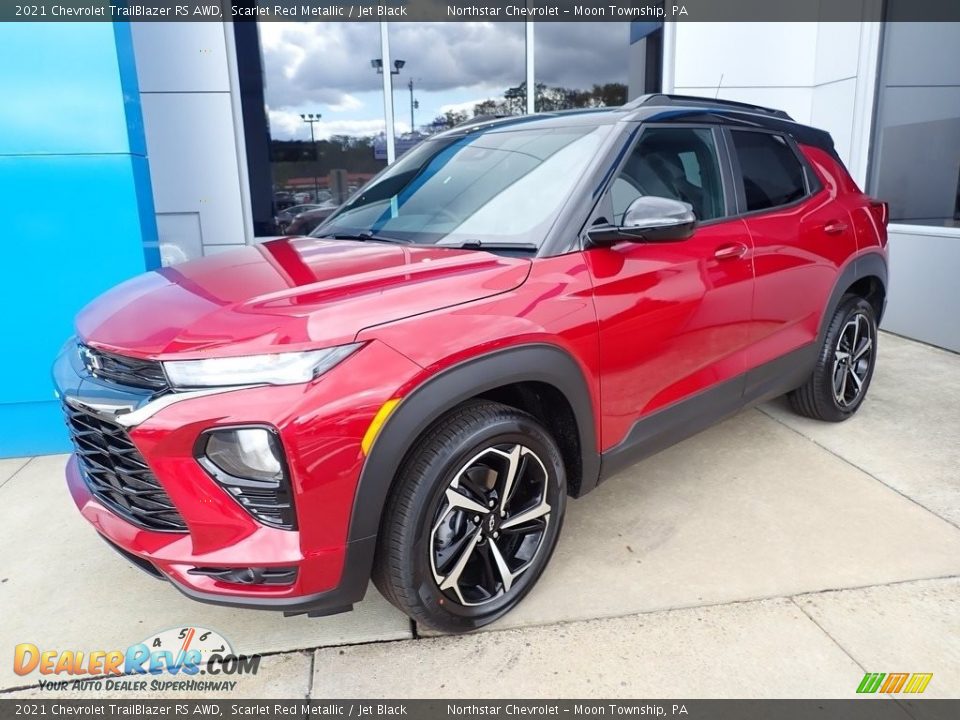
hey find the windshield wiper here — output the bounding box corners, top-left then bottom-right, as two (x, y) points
(446, 240), (539, 254)
(320, 231), (411, 245)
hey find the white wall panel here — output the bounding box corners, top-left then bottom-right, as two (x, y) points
(811, 78), (857, 166)
(131, 23), (230, 93)
(132, 23), (250, 263)
(673, 22), (818, 89)
(140, 92), (246, 248)
(813, 22), (861, 85)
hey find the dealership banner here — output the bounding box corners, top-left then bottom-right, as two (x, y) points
(5, 0), (960, 22)
(0, 700), (959, 719)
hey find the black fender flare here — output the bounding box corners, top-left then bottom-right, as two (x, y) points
(346, 343), (601, 547)
(817, 251), (888, 347)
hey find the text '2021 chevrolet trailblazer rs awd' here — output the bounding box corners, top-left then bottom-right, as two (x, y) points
(54, 95), (888, 632)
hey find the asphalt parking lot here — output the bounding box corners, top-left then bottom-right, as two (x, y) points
(2, 332), (958, 699)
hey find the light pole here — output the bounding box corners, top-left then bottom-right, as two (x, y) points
(299, 113), (322, 202)
(407, 79), (419, 133)
(371, 58), (406, 76)
(372, 57), (405, 146)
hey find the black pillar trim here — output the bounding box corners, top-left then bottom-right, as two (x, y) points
(644, 27), (664, 94)
(232, 14), (276, 237)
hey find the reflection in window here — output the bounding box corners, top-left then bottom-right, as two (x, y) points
(613, 128), (725, 223)
(258, 22), (387, 233)
(388, 23), (526, 134)
(319, 126), (612, 247)
(534, 22), (655, 111)
(868, 16), (960, 228)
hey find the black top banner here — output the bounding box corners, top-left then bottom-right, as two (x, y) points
(0, 700), (958, 720)
(4, 0), (960, 22)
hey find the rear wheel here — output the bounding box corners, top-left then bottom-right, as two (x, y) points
(372, 400), (566, 633)
(789, 295), (878, 421)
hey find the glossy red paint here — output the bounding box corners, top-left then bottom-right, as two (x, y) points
(66, 339), (424, 599)
(76, 238), (530, 359)
(59, 123), (887, 611)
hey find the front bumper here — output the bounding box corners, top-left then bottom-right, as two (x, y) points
(53, 339), (421, 615)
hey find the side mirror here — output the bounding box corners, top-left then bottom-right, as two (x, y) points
(587, 196), (697, 247)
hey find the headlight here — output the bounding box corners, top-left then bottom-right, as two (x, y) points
(163, 344), (360, 389)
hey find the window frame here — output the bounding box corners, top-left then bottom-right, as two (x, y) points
(722, 127), (823, 218)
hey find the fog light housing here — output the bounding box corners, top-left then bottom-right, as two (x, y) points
(187, 566), (298, 586)
(197, 427), (297, 530)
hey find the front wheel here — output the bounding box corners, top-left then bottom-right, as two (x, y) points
(372, 400), (566, 633)
(789, 295), (878, 422)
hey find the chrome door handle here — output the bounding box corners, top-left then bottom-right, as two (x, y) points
(714, 242), (748, 260)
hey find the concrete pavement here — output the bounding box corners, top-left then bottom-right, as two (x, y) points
(2, 332), (958, 698)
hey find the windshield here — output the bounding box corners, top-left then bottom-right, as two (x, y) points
(313, 125), (611, 248)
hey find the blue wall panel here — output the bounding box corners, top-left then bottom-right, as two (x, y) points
(0, 23), (157, 457)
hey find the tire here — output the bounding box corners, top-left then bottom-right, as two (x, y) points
(372, 399), (567, 633)
(788, 294), (878, 422)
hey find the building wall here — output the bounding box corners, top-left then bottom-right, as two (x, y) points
(130, 23), (252, 265)
(870, 21), (960, 352)
(0, 24), (158, 457)
(667, 21), (880, 185)
(665, 19), (960, 353)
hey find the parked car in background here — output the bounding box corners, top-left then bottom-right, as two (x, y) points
(285, 204), (337, 235)
(272, 191), (296, 214)
(54, 95), (888, 633)
(275, 204), (324, 231)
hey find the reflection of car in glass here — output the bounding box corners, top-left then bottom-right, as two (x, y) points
(285, 204), (337, 235)
(54, 95), (888, 634)
(272, 191), (295, 214)
(275, 204), (323, 231)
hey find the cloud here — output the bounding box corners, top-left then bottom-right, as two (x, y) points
(259, 21), (631, 114)
(268, 108), (385, 140)
(439, 97), (494, 115)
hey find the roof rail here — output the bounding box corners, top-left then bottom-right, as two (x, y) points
(624, 94), (793, 121)
(453, 113), (512, 129)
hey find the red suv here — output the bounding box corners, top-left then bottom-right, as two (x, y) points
(54, 95), (888, 632)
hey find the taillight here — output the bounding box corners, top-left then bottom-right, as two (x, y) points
(869, 199), (889, 228)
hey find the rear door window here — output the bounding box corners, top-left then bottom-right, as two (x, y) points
(730, 131), (808, 212)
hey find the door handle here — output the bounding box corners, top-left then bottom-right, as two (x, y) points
(714, 242), (748, 260)
(823, 220), (849, 235)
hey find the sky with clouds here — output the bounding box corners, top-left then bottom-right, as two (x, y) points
(259, 22), (633, 140)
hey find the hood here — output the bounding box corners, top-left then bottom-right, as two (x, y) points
(76, 237), (531, 359)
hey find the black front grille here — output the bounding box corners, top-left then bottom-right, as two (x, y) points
(80, 345), (168, 391)
(64, 402), (187, 533)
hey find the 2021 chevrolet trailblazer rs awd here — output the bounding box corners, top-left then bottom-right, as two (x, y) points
(54, 95), (888, 632)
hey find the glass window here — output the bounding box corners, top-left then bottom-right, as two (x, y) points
(317, 125), (612, 248)
(612, 127), (726, 223)
(387, 23), (526, 135)
(730, 131), (806, 212)
(868, 18), (960, 228)
(533, 23), (632, 111)
(258, 22), (387, 232)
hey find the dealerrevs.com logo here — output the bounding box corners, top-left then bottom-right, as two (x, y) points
(13, 627), (260, 692)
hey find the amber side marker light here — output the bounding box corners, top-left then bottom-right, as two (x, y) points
(361, 399), (400, 455)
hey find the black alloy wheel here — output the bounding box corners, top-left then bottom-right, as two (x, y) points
(789, 294), (878, 421)
(373, 400), (566, 633)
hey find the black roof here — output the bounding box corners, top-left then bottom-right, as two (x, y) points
(444, 94), (839, 161)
